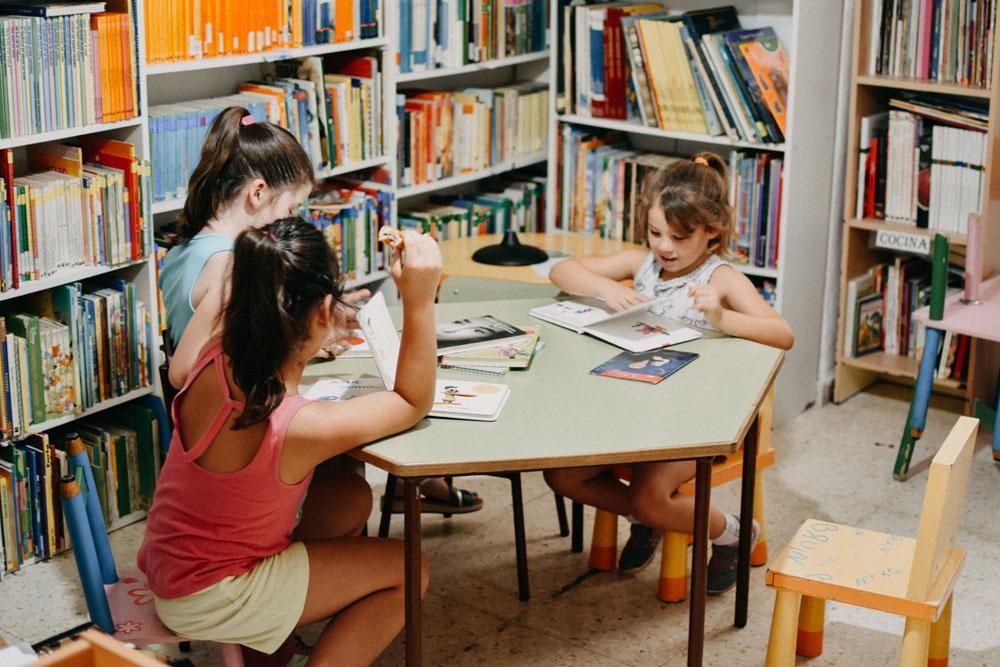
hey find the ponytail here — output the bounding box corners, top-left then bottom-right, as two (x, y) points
(223, 217), (341, 428)
(176, 106), (315, 242)
(636, 150), (734, 258)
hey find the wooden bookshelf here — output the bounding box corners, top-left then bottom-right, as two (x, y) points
(546, 1), (844, 423)
(833, 0), (1000, 415)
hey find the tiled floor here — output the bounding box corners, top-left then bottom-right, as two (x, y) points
(2, 383), (998, 665)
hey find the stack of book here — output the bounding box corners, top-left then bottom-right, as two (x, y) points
(400, 173), (546, 238)
(729, 150), (783, 270)
(0, 141), (151, 293)
(398, 0), (546, 73)
(865, 0), (996, 87)
(144, 0), (383, 63)
(396, 83), (548, 188)
(306, 178), (393, 282)
(561, 3), (788, 144)
(0, 2), (140, 139)
(149, 55), (382, 203)
(0, 398), (164, 575)
(855, 95), (987, 234)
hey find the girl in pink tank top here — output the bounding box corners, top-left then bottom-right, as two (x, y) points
(139, 217), (443, 664)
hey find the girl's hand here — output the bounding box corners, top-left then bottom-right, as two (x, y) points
(600, 282), (650, 311)
(690, 284), (724, 326)
(391, 231), (442, 305)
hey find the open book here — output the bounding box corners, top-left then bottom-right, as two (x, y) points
(354, 293), (510, 421)
(529, 297), (701, 353)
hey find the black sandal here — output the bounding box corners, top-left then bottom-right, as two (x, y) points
(382, 487), (484, 515)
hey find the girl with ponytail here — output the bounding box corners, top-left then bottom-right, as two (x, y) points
(140, 218), (443, 664)
(544, 152), (793, 594)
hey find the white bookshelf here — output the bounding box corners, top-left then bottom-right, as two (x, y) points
(546, 0), (846, 424)
(395, 50), (550, 83)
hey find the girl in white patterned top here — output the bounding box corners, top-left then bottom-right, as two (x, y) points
(545, 152), (793, 593)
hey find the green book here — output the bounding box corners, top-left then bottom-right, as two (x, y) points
(108, 403), (157, 509)
(6, 313), (44, 424)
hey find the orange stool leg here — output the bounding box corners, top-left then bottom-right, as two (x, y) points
(795, 595), (825, 657)
(928, 594), (953, 667)
(752, 475), (768, 566)
(657, 531), (689, 603)
(589, 510), (618, 571)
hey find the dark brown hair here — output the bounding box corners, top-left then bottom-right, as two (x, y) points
(635, 151), (734, 258)
(176, 106), (314, 242)
(223, 217), (341, 428)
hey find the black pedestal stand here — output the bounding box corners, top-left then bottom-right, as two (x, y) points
(471, 231), (548, 266)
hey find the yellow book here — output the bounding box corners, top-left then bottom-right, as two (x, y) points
(636, 19), (675, 130)
(662, 21), (708, 134)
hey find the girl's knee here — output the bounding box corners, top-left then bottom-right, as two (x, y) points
(346, 473), (374, 515)
(543, 469), (569, 495)
(628, 485), (671, 525)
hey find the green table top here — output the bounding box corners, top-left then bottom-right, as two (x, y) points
(301, 299), (784, 477)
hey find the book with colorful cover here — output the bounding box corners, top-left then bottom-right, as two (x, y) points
(435, 315), (527, 356)
(439, 326), (540, 369)
(356, 292), (511, 421)
(591, 348), (699, 384)
(529, 297), (701, 353)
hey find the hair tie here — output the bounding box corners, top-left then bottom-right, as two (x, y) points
(241, 114), (256, 127)
(693, 156), (709, 167)
(262, 230), (278, 242)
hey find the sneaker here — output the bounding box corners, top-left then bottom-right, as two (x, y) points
(706, 520), (760, 595)
(618, 523), (663, 573)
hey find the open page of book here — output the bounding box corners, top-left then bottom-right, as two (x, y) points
(305, 377), (384, 401)
(585, 310), (702, 353)
(529, 296), (657, 333)
(357, 292), (401, 390)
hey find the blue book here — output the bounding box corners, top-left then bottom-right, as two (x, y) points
(721, 27), (785, 143)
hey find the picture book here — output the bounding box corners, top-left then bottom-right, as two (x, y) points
(591, 349), (699, 384)
(357, 293), (511, 421)
(854, 292), (884, 356)
(529, 297), (701, 353)
(439, 327), (540, 369)
(304, 377), (385, 401)
(435, 315), (527, 356)
(335, 329), (372, 358)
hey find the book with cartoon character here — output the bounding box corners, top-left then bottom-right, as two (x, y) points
(342, 292), (511, 421)
(530, 297), (701, 352)
(590, 348), (699, 384)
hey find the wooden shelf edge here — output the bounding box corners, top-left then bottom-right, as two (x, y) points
(845, 218), (967, 246)
(837, 355), (965, 391)
(854, 74), (992, 99)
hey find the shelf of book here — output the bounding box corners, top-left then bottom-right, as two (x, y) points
(557, 115), (786, 153)
(834, 0), (1000, 408)
(0, 258), (149, 302)
(0, 118), (145, 152)
(396, 152), (548, 199)
(7, 386), (155, 445)
(733, 264), (779, 280)
(395, 50), (549, 83)
(854, 74), (993, 99)
(144, 37), (390, 76)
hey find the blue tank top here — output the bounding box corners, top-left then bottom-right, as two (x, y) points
(160, 233), (233, 346)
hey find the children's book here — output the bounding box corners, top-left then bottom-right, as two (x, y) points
(336, 329), (372, 358)
(529, 297), (701, 353)
(304, 377), (386, 401)
(435, 315), (527, 356)
(355, 293), (511, 421)
(590, 348), (699, 384)
(439, 327), (540, 369)
(854, 292), (884, 356)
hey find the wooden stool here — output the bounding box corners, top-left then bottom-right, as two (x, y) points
(765, 417), (978, 666)
(588, 446), (775, 602)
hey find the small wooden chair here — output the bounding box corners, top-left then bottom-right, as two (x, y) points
(764, 415), (978, 666)
(61, 434), (243, 666)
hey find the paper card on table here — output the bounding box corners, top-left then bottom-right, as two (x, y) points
(590, 349), (699, 384)
(305, 377), (384, 401)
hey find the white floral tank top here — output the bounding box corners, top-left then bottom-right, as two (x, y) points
(632, 253), (728, 331)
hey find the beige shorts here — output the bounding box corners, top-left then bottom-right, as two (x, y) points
(153, 542), (310, 654)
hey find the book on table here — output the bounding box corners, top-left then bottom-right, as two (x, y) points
(439, 326), (540, 369)
(529, 297), (701, 353)
(435, 315), (527, 356)
(333, 293), (510, 421)
(591, 348), (699, 384)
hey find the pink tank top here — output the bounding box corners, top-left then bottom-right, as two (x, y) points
(138, 341), (313, 599)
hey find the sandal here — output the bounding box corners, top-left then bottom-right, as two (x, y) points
(381, 487), (484, 515)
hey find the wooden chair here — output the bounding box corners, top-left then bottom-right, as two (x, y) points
(60, 434), (243, 666)
(764, 415), (979, 666)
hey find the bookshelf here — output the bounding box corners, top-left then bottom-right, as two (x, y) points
(546, 0), (845, 423)
(833, 0), (1000, 414)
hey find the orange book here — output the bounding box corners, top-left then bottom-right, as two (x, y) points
(291, 0), (302, 46)
(79, 137), (142, 259)
(92, 15), (110, 121)
(119, 14), (136, 118)
(334, 0), (354, 42)
(239, 83), (287, 126)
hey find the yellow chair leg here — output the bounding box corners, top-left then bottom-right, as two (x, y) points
(927, 595), (953, 667)
(900, 617), (932, 666)
(752, 475), (768, 566)
(796, 595), (825, 657)
(766, 589), (801, 667)
(657, 531), (689, 603)
(589, 510), (618, 571)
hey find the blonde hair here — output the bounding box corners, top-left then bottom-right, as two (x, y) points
(635, 151), (734, 258)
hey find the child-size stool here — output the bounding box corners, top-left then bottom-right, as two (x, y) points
(586, 446), (775, 602)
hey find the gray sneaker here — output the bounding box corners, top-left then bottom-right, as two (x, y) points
(706, 520), (760, 595)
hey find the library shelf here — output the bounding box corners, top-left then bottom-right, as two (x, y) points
(734, 264), (779, 280)
(396, 152), (548, 199)
(0, 258), (150, 302)
(17, 386), (156, 440)
(145, 37), (390, 76)
(846, 218), (968, 247)
(395, 50), (550, 84)
(0, 118), (145, 151)
(854, 74), (992, 99)
(557, 114), (787, 153)
(838, 353), (966, 396)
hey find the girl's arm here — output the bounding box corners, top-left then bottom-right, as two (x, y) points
(167, 253), (232, 388)
(285, 232), (442, 471)
(549, 249), (649, 310)
(693, 266), (794, 350)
